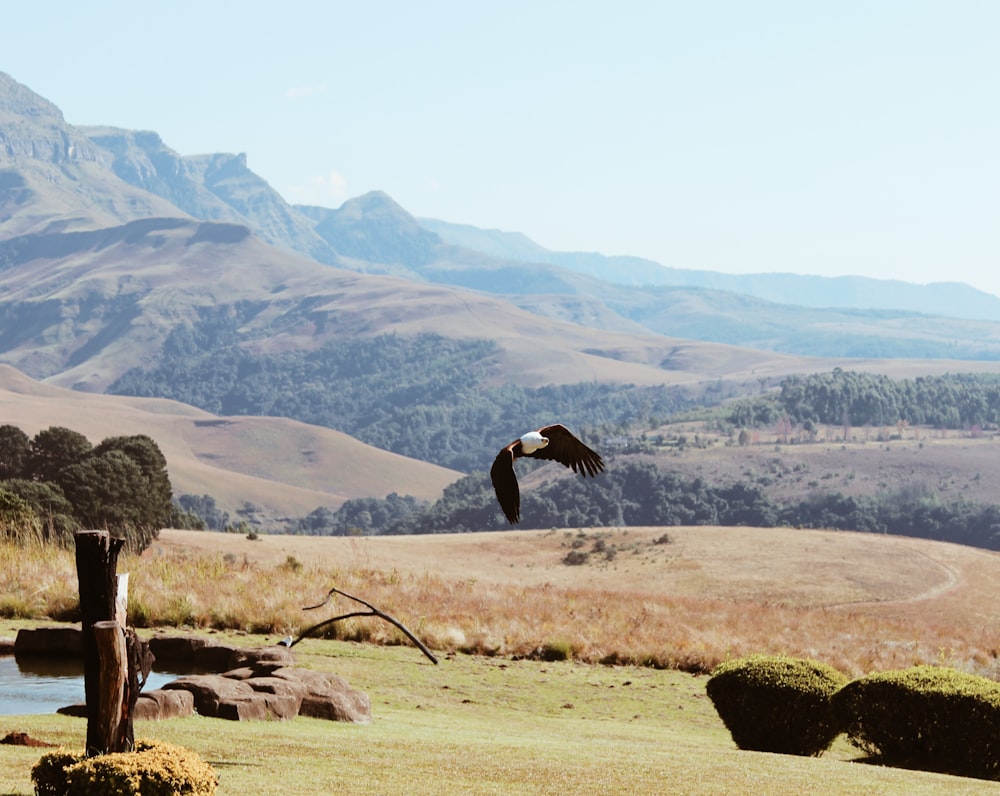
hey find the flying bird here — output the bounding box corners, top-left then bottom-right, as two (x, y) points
(490, 424), (605, 524)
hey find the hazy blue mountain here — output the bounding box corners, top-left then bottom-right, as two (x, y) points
(296, 191), (443, 275)
(419, 217), (1000, 323)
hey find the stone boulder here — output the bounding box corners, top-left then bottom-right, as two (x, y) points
(45, 631), (371, 724)
(161, 673), (300, 721)
(240, 646), (295, 668)
(134, 688), (195, 721)
(14, 626), (83, 657)
(270, 667), (371, 724)
(60, 689), (196, 720)
(162, 674), (253, 715)
(154, 659), (371, 723)
(147, 634), (295, 674)
(55, 703), (88, 718)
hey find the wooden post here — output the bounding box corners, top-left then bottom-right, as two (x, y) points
(75, 531), (126, 756)
(93, 620), (127, 754)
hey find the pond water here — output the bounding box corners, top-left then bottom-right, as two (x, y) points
(0, 656), (176, 715)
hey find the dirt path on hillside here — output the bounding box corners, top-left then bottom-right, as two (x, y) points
(819, 542), (962, 612)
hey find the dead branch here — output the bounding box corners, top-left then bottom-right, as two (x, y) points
(290, 587), (438, 665)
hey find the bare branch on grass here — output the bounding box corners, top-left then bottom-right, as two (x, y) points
(289, 586), (438, 664)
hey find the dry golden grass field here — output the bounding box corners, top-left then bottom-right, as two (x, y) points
(146, 525), (1000, 678)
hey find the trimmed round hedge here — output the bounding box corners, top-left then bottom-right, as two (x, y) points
(832, 665), (1000, 780)
(706, 654), (849, 756)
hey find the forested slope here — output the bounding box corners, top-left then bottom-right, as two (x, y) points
(111, 330), (699, 472)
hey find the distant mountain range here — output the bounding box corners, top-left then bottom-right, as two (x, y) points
(4, 66), (1000, 381)
(419, 218), (1000, 322)
(0, 71), (700, 396)
(6, 68), (1000, 520)
(4, 69), (999, 367)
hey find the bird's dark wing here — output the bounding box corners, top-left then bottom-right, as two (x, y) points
(531, 424), (605, 477)
(490, 445), (521, 524)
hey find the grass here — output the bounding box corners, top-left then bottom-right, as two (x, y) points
(2, 526), (1000, 792)
(2, 636), (999, 795)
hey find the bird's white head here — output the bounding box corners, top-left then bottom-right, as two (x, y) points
(520, 431), (548, 454)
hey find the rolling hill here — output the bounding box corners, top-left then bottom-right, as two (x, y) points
(0, 364), (460, 523)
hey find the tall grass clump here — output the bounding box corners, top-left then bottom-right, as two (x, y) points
(0, 490), (44, 545)
(0, 540), (78, 620)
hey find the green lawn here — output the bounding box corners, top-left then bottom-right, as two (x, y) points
(2, 634), (998, 795)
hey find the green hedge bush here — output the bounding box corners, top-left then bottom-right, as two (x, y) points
(31, 739), (218, 796)
(706, 655), (849, 756)
(832, 665), (1000, 780)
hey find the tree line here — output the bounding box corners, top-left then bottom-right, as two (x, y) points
(729, 368), (1000, 430)
(0, 425), (174, 553)
(294, 461), (1000, 551)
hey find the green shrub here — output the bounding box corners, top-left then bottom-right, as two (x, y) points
(832, 665), (1000, 780)
(32, 739), (218, 796)
(31, 750), (82, 796)
(706, 655), (849, 756)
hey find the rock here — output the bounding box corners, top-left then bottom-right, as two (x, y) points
(160, 673), (299, 720)
(162, 674), (255, 716)
(245, 675), (308, 699)
(216, 693), (300, 721)
(134, 688), (195, 721)
(38, 630), (365, 723)
(219, 666), (257, 681)
(215, 696), (269, 721)
(192, 644), (241, 672)
(147, 635), (217, 664)
(14, 627), (82, 657)
(56, 703), (87, 717)
(271, 668), (371, 724)
(232, 646), (295, 669)
(148, 635), (295, 674)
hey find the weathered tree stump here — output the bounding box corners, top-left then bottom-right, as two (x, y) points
(75, 530), (150, 755)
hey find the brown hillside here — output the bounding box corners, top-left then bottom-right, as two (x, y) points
(7, 217), (1000, 395)
(0, 217), (757, 391)
(0, 365), (460, 520)
(638, 419), (1000, 507)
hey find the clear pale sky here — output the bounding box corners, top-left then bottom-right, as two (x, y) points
(3, 2), (998, 296)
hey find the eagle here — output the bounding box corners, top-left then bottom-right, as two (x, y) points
(490, 424), (605, 524)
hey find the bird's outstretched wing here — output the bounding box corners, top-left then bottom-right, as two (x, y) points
(530, 424), (605, 477)
(490, 446), (520, 524)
